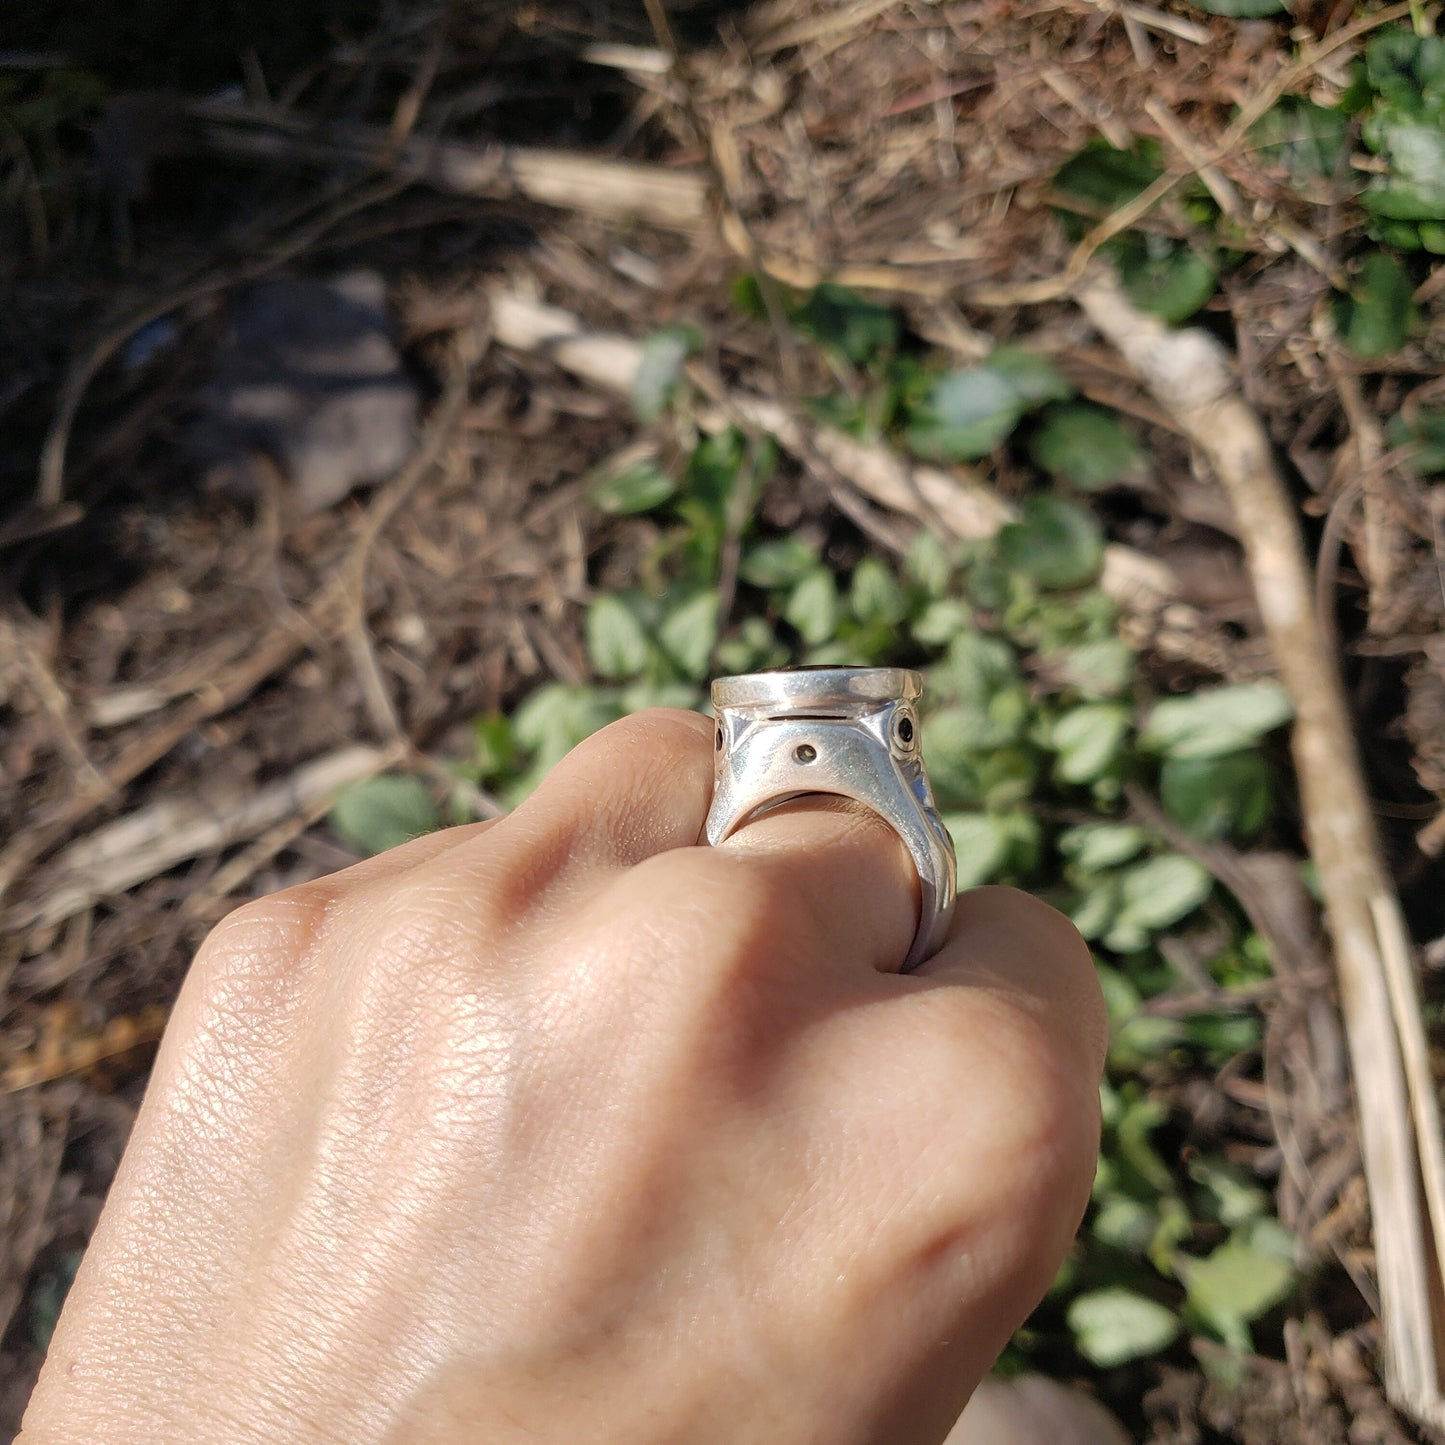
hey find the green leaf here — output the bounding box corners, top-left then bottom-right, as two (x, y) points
(945, 813), (1011, 890)
(1109, 1074), (1177, 1191)
(1187, 1010), (1262, 1060)
(1188, 0), (1285, 14)
(998, 495), (1105, 590)
(977, 746), (1040, 810)
(1364, 120), (1445, 219)
(786, 567), (841, 646)
(803, 639), (856, 666)
(1066, 892), (1115, 947)
(1091, 1195), (1159, 1253)
(330, 775), (439, 856)
(1189, 1157), (1271, 1228)
(1141, 682), (1293, 758)
(850, 556), (907, 626)
(1181, 1235), (1295, 1338)
(1369, 31), (1445, 112)
(1337, 251), (1417, 359)
(1052, 703), (1132, 784)
(912, 598), (973, 647)
(1161, 750), (1272, 841)
(1055, 143), (1162, 212)
(791, 282), (899, 364)
(1057, 639), (1135, 698)
(1059, 822), (1148, 874)
(1251, 98), (1347, 184)
(1067, 1288), (1181, 1367)
(472, 714), (518, 782)
(994, 807), (1044, 872)
(619, 680), (702, 713)
(1030, 405), (1147, 491)
(1386, 410), (1445, 475)
(904, 530), (955, 598)
(512, 684), (624, 778)
(906, 368), (1024, 461)
(739, 536), (819, 589)
(586, 593), (654, 680)
(686, 428), (748, 521)
(657, 589), (719, 681)
(985, 347), (1074, 406)
(631, 324), (700, 422)
(715, 616), (786, 674)
(1116, 235), (1219, 324)
(587, 460), (677, 515)
(730, 273), (766, 318)
(1106, 853), (1213, 952)
(935, 631), (1021, 703)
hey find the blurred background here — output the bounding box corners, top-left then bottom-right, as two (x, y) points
(2, 1), (1443, 1440)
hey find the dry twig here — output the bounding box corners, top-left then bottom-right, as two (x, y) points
(1077, 266), (1445, 1431)
(1, 331), (476, 914)
(489, 288), (1224, 667)
(192, 103), (709, 230)
(962, 2), (1414, 309)
(6, 745), (399, 934)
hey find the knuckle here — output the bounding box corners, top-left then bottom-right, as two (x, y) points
(586, 706), (714, 758)
(197, 885), (333, 981)
(546, 708), (712, 800)
(624, 846), (805, 951)
(960, 885), (1107, 1074)
(922, 986), (1101, 1192)
(584, 845), (816, 1015)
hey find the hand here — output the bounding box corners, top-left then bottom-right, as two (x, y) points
(22, 709), (1106, 1445)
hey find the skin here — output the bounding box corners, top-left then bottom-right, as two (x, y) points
(21, 708), (1107, 1445)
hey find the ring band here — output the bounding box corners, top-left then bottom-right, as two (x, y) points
(705, 666), (957, 970)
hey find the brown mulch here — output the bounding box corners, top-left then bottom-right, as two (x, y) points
(2, 2), (1442, 1440)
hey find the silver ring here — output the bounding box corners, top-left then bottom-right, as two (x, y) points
(705, 666), (957, 970)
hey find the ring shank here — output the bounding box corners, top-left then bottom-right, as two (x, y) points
(707, 670), (956, 971)
(711, 666), (921, 714)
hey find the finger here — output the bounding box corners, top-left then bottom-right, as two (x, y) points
(815, 889), (1105, 1439)
(716, 795), (921, 974)
(201, 819), (505, 943)
(910, 885), (1108, 1083)
(344, 818), (503, 882)
(444, 708), (716, 883)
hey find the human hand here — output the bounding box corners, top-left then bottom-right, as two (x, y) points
(22, 709), (1105, 1445)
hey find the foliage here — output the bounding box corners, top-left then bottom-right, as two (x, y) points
(329, 775), (441, 856)
(342, 277), (1304, 1375)
(1387, 409), (1445, 475)
(1053, 141), (1223, 323)
(1030, 405), (1148, 491)
(1342, 30), (1445, 252)
(1335, 251), (1418, 358)
(1053, 23), (1442, 365)
(631, 326), (703, 422)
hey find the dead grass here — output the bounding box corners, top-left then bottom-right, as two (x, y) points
(1, 1), (1442, 1439)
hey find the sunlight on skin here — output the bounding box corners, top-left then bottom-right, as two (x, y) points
(23, 711), (1104, 1445)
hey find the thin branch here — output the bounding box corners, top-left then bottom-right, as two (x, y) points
(1078, 266), (1445, 1430)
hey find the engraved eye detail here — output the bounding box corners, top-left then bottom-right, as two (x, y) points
(891, 707), (917, 753)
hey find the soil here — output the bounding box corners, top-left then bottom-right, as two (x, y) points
(2, 1), (1442, 1440)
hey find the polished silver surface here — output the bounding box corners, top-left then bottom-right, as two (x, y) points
(706, 666), (956, 970)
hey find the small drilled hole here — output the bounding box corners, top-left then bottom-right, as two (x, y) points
(897, 716), (914, 744)
(794, 743), (818, 765)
